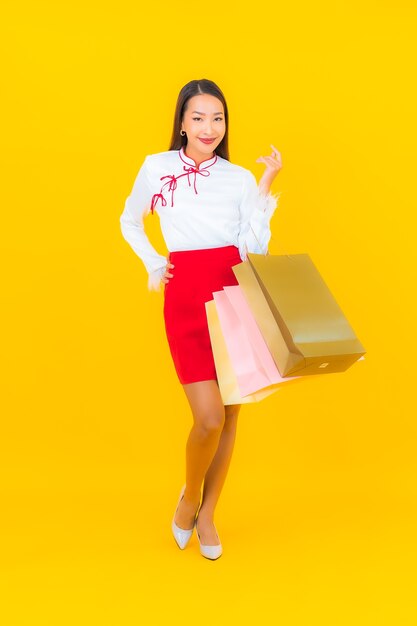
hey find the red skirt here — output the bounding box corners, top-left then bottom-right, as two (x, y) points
(163, 245), (243, 384)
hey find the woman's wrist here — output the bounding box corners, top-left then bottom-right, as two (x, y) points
(258, 176), (274, 196)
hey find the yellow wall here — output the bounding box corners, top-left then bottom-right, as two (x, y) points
(1, 1), (416, 624)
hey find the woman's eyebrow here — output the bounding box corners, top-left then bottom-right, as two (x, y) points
(191, 111), (224, 115)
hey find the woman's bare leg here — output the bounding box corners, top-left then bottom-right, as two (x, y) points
(196, 403), (241, 545)
(173, 380), (226, 532)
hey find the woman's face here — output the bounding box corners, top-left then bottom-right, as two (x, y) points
(181, 94), (226, 160)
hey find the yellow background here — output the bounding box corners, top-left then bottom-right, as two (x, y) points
(1, 1), (416, 624)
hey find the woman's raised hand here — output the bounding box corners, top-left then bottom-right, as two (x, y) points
(256, 144), (283, 195)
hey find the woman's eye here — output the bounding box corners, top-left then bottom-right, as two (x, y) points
(191, 117), (224, 122)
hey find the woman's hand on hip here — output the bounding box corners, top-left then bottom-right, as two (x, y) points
(161, 262), (175, 284)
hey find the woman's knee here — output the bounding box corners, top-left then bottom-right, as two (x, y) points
(194, 411), (225, 438)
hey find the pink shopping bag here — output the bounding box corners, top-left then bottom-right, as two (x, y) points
(212, 285), (299, 397)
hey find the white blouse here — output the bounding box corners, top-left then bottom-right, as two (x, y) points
(120, 146), (280, 291)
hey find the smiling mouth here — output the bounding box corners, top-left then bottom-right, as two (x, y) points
(198, 138), (216, 143)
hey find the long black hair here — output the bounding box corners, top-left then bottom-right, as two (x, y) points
(168, 79), (230, 161)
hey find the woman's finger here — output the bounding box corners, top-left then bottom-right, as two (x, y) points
(260, 156), (281, 167)
(257, 153), (281, 164)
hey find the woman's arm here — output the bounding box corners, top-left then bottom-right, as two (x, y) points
(237, 144), (283, 258)
(120, 156), (168, 291)
(237, 170), (281, 259)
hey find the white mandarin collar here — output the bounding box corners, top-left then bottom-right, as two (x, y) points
(179, 145), (218, 169)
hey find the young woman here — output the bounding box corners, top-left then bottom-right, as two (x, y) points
(120, 78), (282, 560)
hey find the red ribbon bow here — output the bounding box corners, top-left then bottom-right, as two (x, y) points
(150, 162), (215, 214)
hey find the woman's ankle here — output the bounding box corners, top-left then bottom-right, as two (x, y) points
(183, 487), (201, 508)
(196, 506), (214, 522)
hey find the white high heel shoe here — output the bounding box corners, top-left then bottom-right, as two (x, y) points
(171, 484), (197, 550)
(195, 515), (223, 560)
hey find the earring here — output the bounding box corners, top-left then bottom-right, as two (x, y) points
(180, 130), (186, 136)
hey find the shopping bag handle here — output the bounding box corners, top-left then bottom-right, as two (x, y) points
(249, 224), (270, 256)
(249, 224), (293, 259)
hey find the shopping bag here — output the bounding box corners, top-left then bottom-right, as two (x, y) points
(231, 253), (366, 377)
(205, 297), (300, 405)
(216, 285), (301, 396)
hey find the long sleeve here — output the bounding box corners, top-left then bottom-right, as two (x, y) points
(237, 170), (280, 261)
(120, 156), (168, 291)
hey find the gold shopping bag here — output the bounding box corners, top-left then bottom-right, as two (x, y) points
(231, 253), (366, 377)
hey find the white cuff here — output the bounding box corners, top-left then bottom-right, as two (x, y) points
(256, 190), (281, 219)
(148, 265), (166, 292)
